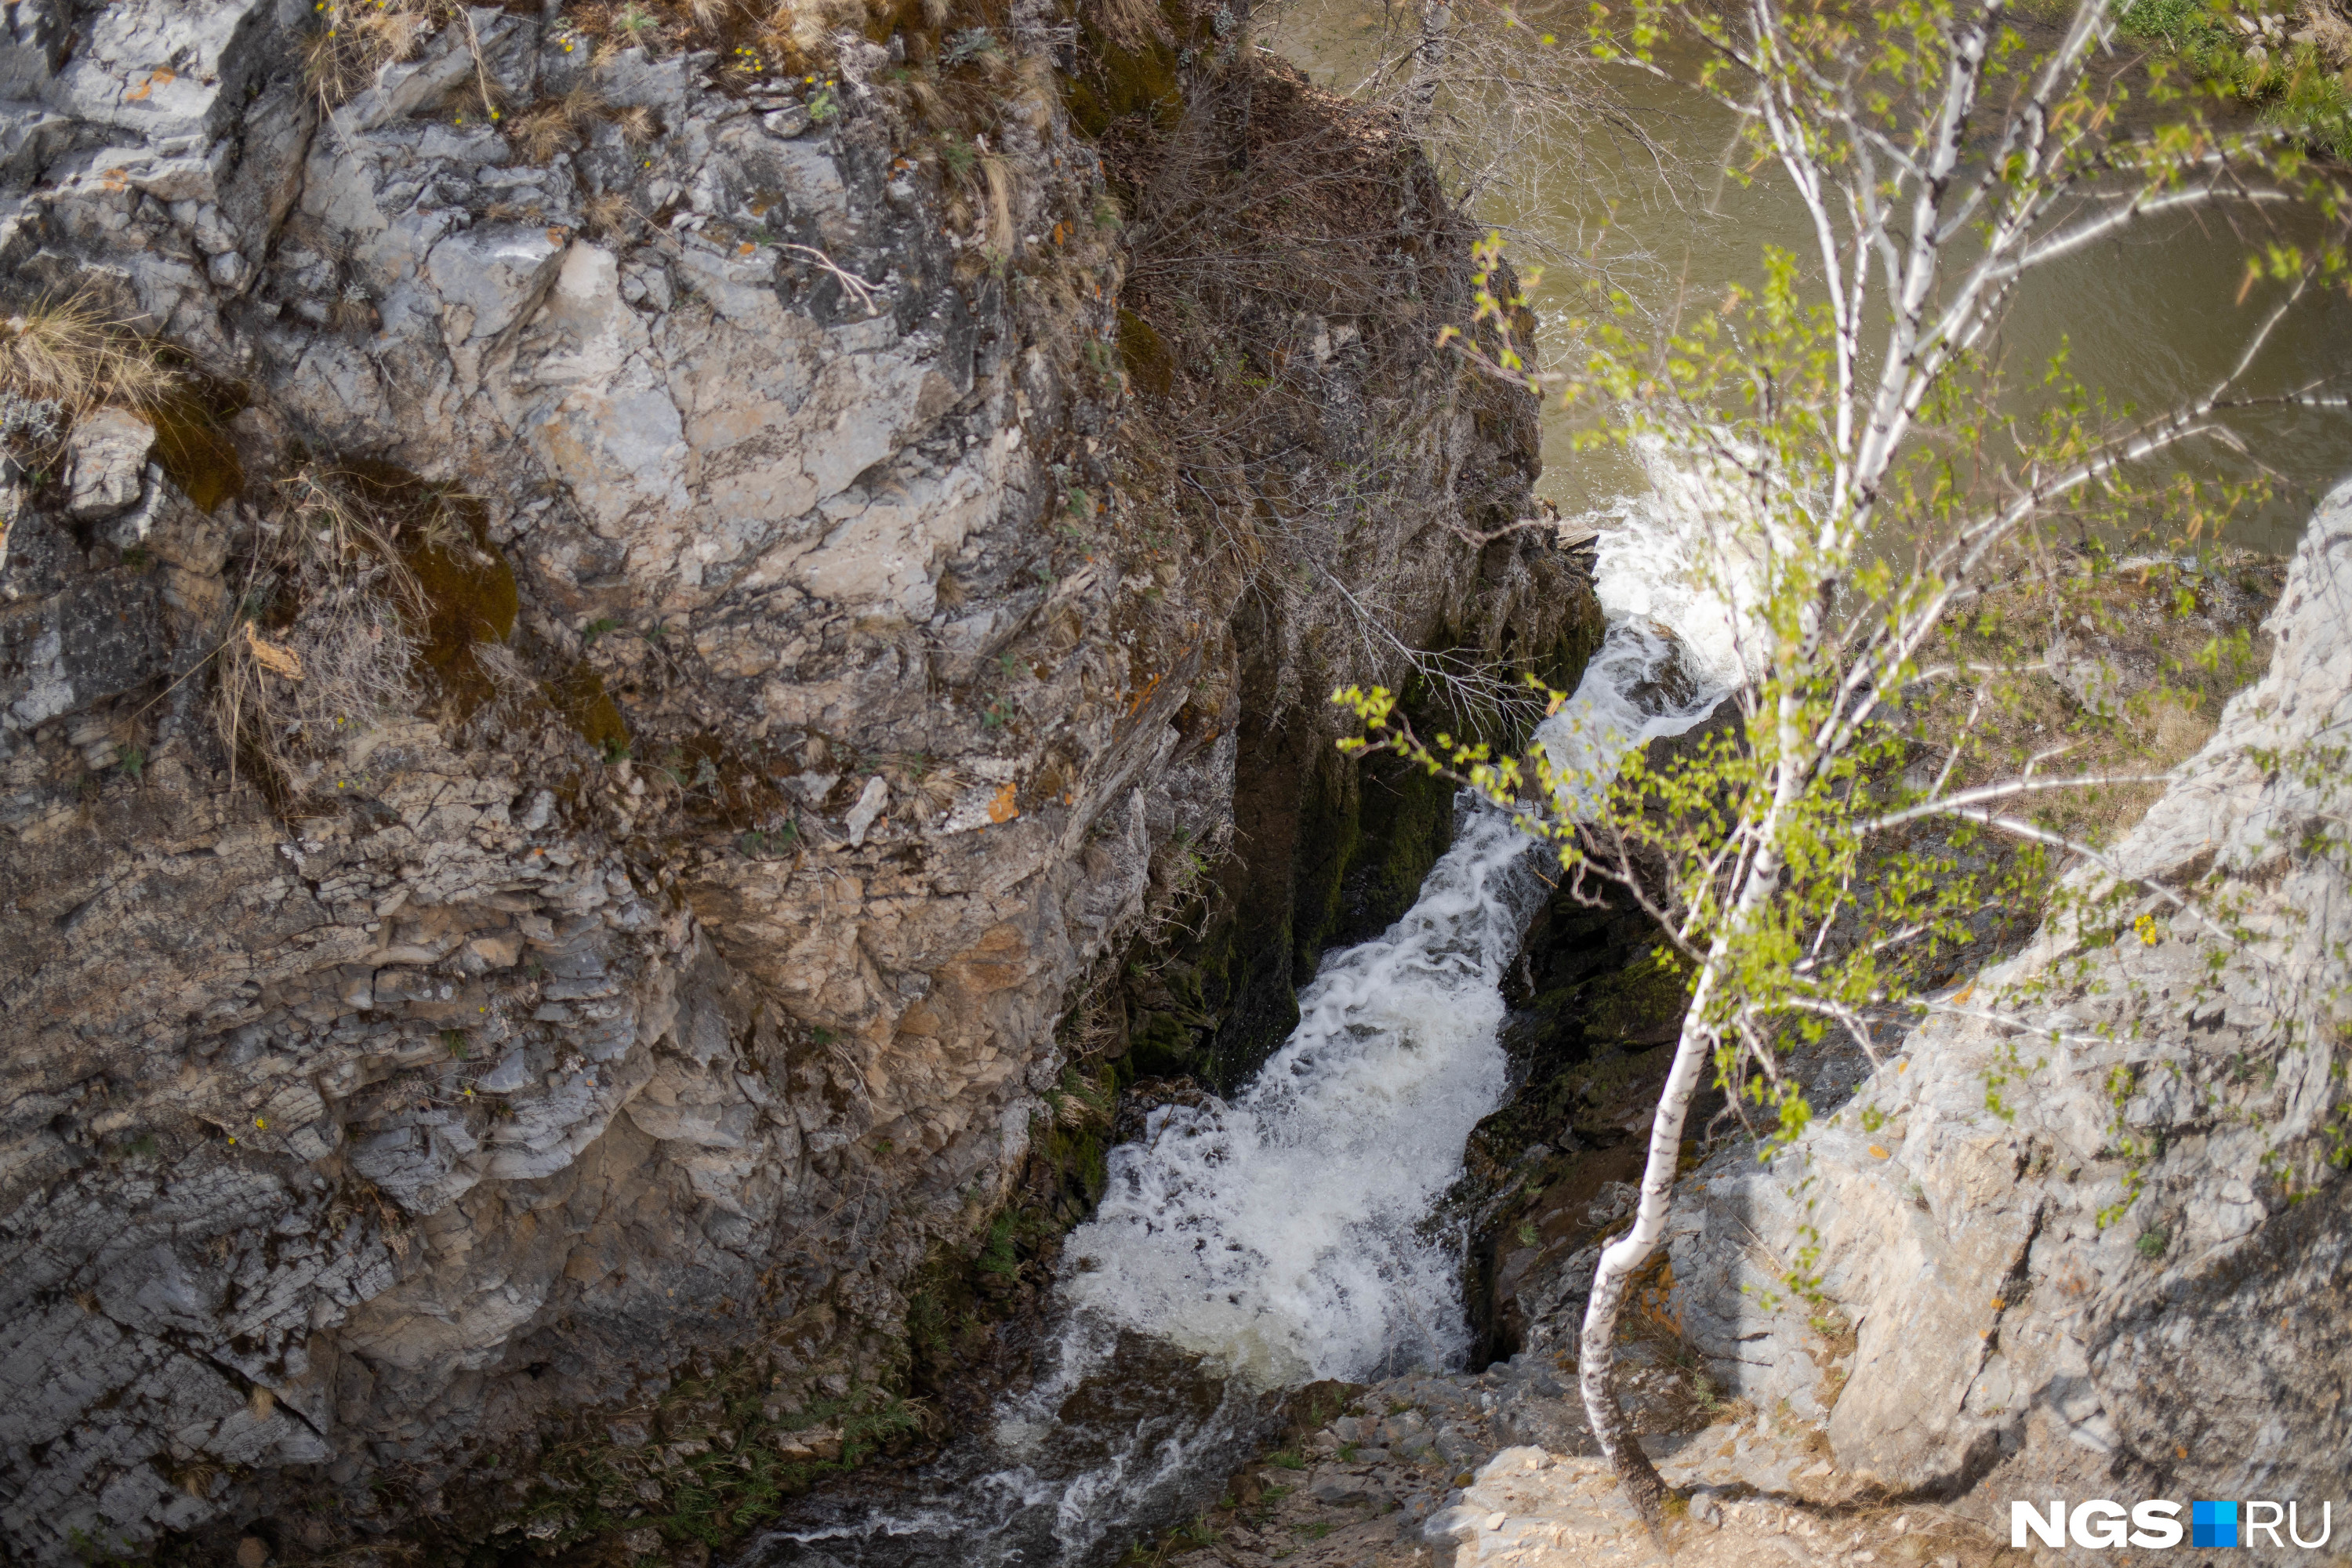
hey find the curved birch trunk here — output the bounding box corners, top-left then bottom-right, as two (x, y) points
(1574, 974), (1717, 1527)
(1580, 828), (1784, 1527)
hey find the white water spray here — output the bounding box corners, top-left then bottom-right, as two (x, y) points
(1058, 805), (1550, 1386)
(1051, 448), (1749, 1392)
(750, 457), (1751, 1568)
(1528, 438), (1766, 815)
(1581, 441), (1764, 688)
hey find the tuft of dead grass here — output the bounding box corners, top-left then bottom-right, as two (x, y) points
(0, 298), (176, 419)
(1087, 0), (1173, 52)
(215, 467), (429, 801)
(511, 84), (607, 162)
(609, 100), (660, 144)
(975, 151), (1018, 256)
(582, 188), (637, 238)
(300, 0), (444, 109)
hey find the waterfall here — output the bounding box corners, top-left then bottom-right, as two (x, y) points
(749, 483), (1744, 1568)
(746, 808), (1553, 1568)
(1056, 487), (1742, 1392)
(1060, 803), (1553, 1388)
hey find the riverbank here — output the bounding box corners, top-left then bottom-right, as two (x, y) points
(1125, 471), (2352, 1568)
(2118, 0), (2352, 159)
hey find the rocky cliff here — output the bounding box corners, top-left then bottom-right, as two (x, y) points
(1668, 481), (2352, 1554)
(1086, 492), (2352, 1568)
(0, 0), (1595, 1559)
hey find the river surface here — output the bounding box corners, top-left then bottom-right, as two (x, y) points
(745, 13), (2352, 1565)
(1265, 0), (2352, 554)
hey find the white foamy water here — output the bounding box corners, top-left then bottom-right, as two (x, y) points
(750, 461), (1749, 1568)
(1057, 803), (1552, 1386)
(1526, 437), (1765, 815)
(1583, 445), (1765, 686)
(1047, 442), (1749, 1396)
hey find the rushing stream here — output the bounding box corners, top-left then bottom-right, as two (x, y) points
(750, 524), (1730, 1567)
(746, 9), (2352, 1564)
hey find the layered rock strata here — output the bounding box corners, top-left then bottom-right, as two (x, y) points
(0, 1), (1592, 1559)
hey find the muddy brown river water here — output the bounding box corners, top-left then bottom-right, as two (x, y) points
(1265, 0), (2352, 553)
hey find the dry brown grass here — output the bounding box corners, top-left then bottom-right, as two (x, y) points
(296, 0), (546, 122)
(975, 151), (1018, 254)
(1087, 0), (1172, 51)
(299, 0), (443, 108)
(610, 101), (659, 145)
(215, 467), (428, 800)
(548, 0), (825, 74)
(0, 299), (176, 418)
(583, 188), (637, 238)
(511, 84), (606, 162)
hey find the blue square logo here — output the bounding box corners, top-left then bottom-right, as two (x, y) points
(2194, 1501), (2239, 1548)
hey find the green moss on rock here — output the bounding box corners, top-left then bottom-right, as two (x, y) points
(553, 661), (631, 757)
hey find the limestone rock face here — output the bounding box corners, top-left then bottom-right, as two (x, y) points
(1670, 481), (2352, 1553)
(0, 1), (1591, 1559)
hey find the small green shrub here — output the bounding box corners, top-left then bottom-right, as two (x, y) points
(977, 1210), (1021, 1276)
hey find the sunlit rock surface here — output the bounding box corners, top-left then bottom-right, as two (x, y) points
(1670, 479), (2352, 1552)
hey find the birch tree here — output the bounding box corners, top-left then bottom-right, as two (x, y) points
(1339, 0), (2351, 1523)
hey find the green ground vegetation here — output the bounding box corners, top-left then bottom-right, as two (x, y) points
(2118, 0), (2352, 158)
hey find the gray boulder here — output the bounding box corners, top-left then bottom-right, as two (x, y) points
(1670, 477), (2352, 1557)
